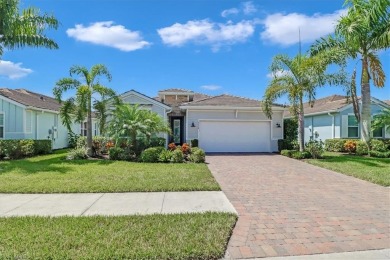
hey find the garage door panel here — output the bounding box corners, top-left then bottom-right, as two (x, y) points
(199, 121), (271, 152)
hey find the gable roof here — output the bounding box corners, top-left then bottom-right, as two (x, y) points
(0, 88), (61, 112)
(119, 89), (171, 109)
(180, 94), (283, 108)
(284, 94), (390, 118)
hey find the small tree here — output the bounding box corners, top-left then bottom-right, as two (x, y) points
(108, 104), (170, 153)
(53, 64), (116, 156)
(0, 0), (58, 57)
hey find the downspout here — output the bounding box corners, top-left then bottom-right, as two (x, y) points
(328, 112), (335, 139)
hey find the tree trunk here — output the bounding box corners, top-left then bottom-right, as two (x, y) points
(87, 95), (93, 157)
(361, 57), (371, 146)
(298, 97), (305, 152)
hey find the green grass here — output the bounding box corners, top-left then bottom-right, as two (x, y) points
(0, 150), (220, 193)
(307, 152), (390, 186)
(0, 213), (237, 259)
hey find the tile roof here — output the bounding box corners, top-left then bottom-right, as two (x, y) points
(0, 88), (61, 111)
(181, 94), (265, 107)
(385, 100), (390, 105)
(284, 95), (350, 117)
(159, 88), (194, 93)
(154, 92), (211, 103)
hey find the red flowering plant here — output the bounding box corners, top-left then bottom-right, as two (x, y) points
(168, 142), (176, 151)
(181, 143), (191, 154)
(344, 140), (357, 154)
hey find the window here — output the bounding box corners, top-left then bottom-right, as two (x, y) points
(0, 113), (4, 139)
(348, 115), (359, 138)
(81, 122), (87, 136)
(94, 123), (98, 136)
(373, 127), (383, 138)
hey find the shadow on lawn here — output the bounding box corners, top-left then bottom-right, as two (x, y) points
(323, 153), (390, 168)
(0, 153), (114, 175)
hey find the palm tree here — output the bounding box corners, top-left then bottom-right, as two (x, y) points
(53, 64), (116, 156)
(263, 52), (347, 151)
(310, 0), (390, 145)
(372, 108), (390, 132)
(0, 0), (58, 57)
(108, 104), (170, 152)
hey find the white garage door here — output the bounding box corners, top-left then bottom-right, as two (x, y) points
(199, 121), (271, 152)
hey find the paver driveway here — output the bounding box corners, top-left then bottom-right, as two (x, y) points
(207, 154), (390, 259)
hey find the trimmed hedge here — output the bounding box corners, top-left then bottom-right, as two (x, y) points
(280, 149), (311, 159)
(278, 139), (298, 151)
(324, 138), (390, 153)
(0, 139), (52, 159)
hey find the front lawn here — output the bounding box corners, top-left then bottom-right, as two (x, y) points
(0, 150), (220, 193)
(0, 213), (237, 259)
(307, 152), (390, 186)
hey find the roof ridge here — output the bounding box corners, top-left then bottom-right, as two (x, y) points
(159, 88), (194, 93)
(222, 93), (260, 102)
(16, 88), (58, 101)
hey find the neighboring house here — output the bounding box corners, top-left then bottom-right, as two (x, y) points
(0, 88), (99, 149)
(284, 95), (390, 143)
(119, 88), (284, 152)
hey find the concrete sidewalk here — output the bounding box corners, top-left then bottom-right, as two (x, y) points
(0, 191), (237, 217)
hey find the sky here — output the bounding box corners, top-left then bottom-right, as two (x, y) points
(0, 0), (389, 104)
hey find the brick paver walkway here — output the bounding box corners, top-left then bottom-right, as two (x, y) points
(207, 154), (390, 259)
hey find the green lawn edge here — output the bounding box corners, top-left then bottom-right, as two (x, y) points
(0, 150), (221, 193)
(0, 212), (237, 260)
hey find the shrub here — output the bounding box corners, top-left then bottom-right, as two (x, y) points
(76, 136), (87, 149)
(168, 143), (176, 151)
(181, 143), (191, 154)
(92, 136), (110, 155)
(34, 140), (52, 155)
(158, 150), (173, 163)
(67, 132), (80, 148)
(280, 149), (295, 157)
(369, 150), (390, 158)
(305, 140), (324, 159)
(356, 141), (369, 155)
(191, 139), (198, 147)
(344, 140), (357, 154)
(109, 147), (125, 160)
(189, 147), (206, 163)
(171, 149), (184, 163)
(370, 139), (388, 152)
(149, 137), (166, 147)
(141, 147), (165, 163)
(324, 139), (348, 152)
(283, 118), (298, 140)
(66, 147), (88, 160)
(278, 139), (298, 151)
(0, 139), (52, 160)
(291, 151), (310, 159)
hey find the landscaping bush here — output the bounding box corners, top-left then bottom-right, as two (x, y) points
(283, 118), (298, 140)
(181, 143), (191, 154)
(149, 137), (166, 147)
(190, 139), (198, 147)
(369, 150), (390, 158)
(189, 147), (206, 163)
(291, 150), (312, 159)
(370, 139), (388, 152)
(305, 140), (324, 159)
(171, 149), (184, 163)
(76, 136), (87, 149)
(356, 141), (369, 155)
(34, 140), (52, 155)
(67, 132), (80, 148)
(168, 143), (176, 151)
(324, 139), (348, 152)
(280, 149), (295, 157)
(0, 139), (52, 160)
(109, 147), (126, 160)
(66, 147), (88, 160)
(158, 150), (173, 163)
(141, 147), (165, 163)
(92, 136), (110, 155)
(344, 140), (357, 154)
(278, 139), (298, 151)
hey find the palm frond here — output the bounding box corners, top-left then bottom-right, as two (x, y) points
(368, 52), (386, 87)
(53, 78), (81, 102)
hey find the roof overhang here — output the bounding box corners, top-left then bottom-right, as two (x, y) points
(0, 94), (27, 108)
(119, 90), (171, 109)
(180, 105), (285, 111)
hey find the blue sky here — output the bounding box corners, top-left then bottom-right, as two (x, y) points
(0, 0), (389, 104)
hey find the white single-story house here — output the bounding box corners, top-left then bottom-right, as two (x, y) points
(284, 95), (390, 143)
(0, 88), (99, 149)
(119, 89), (285, 152)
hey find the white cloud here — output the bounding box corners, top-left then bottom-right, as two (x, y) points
(243, 1), (257, 15)
(67, 21), (150, 51)
(260, 9), (346, 46)
(221, 8), (239, 18)
(266, 70), (290, 79)
(201, 85), (222, 91)
(0, 61), (33, 79)
(157, 20), (255, 50)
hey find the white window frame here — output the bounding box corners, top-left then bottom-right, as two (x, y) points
(81, 121), (87, 136)
(347, 114), (359, 138)
(94, 122), (98, 136)
(0, 112), (4, 139)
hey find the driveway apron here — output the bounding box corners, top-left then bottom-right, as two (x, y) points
(206, 154), (390, 259)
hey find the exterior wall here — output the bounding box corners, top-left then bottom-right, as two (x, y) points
(186, 109), (283, 152)
(0, 97), (25, 139)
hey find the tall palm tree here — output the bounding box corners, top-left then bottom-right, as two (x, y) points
(0, 0), (58, 57)
(310, 0), (390, 145)
(108, 104), (170, 152)
(53, 64), (116, 156)
(263, 52), (347, 151)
